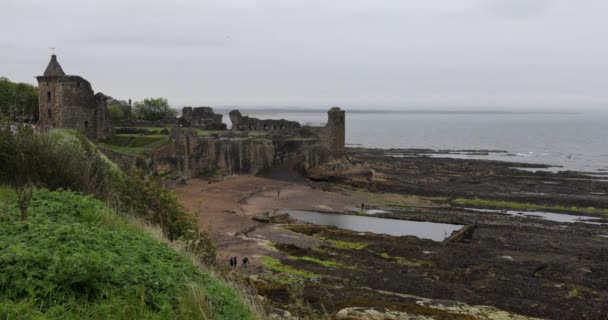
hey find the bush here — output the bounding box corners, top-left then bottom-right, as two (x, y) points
(133, 97), (176, 121)
(0, 189), (254, 319)
(0, 77), (38, 121)
(107, 104), (131, 120)
(0, 125), (214, 263)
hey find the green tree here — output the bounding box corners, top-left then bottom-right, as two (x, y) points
(107, 104), (130, 120)
(133, 97), (176, 121)
(0, 77), (38, 121)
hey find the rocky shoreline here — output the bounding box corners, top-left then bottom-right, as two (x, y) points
(174, 148), (608, 319)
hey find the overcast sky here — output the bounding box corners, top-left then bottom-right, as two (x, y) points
(1, 0), (607, 110)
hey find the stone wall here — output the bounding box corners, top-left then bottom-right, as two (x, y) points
(273, 139), (330, 171)
(98, 145), (137, 172)
(302, 107), (345, 156)
(178, 107), (226, 130)
(101, 108), (346, 180)
(147, 128), (275, 178)
(229, 110), (300, 132)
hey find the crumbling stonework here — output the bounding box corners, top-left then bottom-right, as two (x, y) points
(148, 128), (275, 178)
(178, 106), (226, 130)
(302, 107), (346, 156)
(37, 55), (112, 139)
(229, 110), (301, 132)
(100, 107), (346, 180)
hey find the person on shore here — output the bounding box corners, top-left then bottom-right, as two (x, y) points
(233, 256), (238, 268)
(277, 188), (281, 199)
(361, 203), (365, 210)
(242, 257), (249, 267)
(229, 257), (234, 268)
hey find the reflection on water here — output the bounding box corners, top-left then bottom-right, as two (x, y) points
(287, 210), (463, 241)
(466, 208), (607, 225)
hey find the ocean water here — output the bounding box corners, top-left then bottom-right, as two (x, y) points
(224, 110), (608, 173)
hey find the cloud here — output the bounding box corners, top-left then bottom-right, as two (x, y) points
(1, 0), (606, 109)
(482, 0), (557, 19)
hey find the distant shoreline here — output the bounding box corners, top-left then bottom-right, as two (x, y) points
(211, 108), (581, 115)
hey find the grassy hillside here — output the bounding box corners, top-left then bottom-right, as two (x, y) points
(0, 188), (255, 319)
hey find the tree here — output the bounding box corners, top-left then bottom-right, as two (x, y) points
(107, 104), (130, 121)
(0, 122), (44, 220)
(132, 97), (176, 121)
(0, 77), (38, 121)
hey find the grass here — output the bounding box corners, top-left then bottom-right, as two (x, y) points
(290, 256), (339, 268)
(99, 134), (170, 157)
(453, 198), (608, 215)
(374, 251), (432, 267)
(102, 128), (270, 157)
(324, 239), (368, 250)
(0, 189), (256, 319)
(259, 256), (321, 278)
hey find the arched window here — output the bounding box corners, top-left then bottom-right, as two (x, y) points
(84, 121), (88, 129)
(47, 109), (52, 119)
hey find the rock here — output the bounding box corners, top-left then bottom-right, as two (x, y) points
(253, 210), (294, 224)
(270, 308), (298, 320)
(332, 307), (432, 320)
(307, 159), (378, 186)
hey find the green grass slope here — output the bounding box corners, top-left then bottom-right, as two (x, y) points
(0, 188), (255, 320)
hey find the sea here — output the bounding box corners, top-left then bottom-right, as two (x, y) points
(220, 109), (608, 174)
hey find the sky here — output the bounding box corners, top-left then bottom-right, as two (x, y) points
(1, 0), (607, 110)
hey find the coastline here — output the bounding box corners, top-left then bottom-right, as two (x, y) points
(173, 148), (608, 319)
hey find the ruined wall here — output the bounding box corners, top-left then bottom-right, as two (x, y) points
(179, 107), (226, 130)
(94, 93), (113, 139)
(147, 128), (275, 178)
(273, 139), (330, 171)
(229, 110), (300, 132)
(302, 107), (345, 156)
(98, 145), (137, 172)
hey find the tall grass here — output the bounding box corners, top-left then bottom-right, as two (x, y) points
(0, 124), (213, 259)
(0, 189), (259, 319)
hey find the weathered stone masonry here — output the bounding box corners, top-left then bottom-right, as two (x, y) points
(178, 106), (226, 130)
(229, 110), (301, 132)
(37, 55), (112, 139)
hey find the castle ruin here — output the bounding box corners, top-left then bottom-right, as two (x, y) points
(35, 54), (347, 179)
(178, 106), (226, 130)
(37, 54), (112, 139)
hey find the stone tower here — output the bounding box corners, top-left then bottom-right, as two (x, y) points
(37, 54), (111, 139)
(326, 107), (346, 155)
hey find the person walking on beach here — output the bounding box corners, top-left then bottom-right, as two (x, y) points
(229, 256), (234, 269)
(233, 256), (238, 268)
(277, 187), (281, 199)
(242, 257), (249, 267)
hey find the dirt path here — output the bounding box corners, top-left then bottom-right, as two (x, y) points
(172, 176), (378, 270)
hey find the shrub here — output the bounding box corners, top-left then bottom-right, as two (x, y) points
(0, 125), (215, 263)
(133, 97), (176, 121)
(107, 104), (131, 120)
